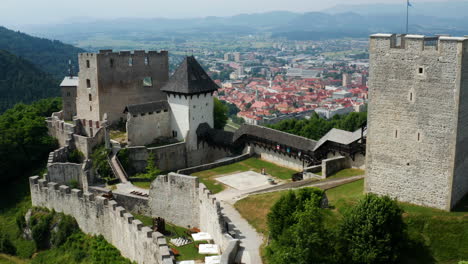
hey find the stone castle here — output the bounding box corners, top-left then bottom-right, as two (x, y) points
(366, 34), (468, 211)
(33, 33), (468, 263)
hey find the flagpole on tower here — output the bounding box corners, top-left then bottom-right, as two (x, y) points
(406, 0), (409, 33)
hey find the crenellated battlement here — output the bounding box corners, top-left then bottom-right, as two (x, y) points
(29, 176), (175, 264)
(370, 33), (468, 53)
(80, 49), (170, 57)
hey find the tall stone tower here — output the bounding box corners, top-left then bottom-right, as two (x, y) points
(76, 50), (169, 124)
(366, 34), (468, 211)
(161, 56), (219, 151)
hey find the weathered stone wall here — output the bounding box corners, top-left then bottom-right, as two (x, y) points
(198, 183), (238, 252)
(76, 51), (169, 124)
(148, 173), (238, 260)
(126, 110), (171, 146)
(127, 142), (187, 172)
(186, 143), (232, 168)
(73, 127), (105, 158)
(46, 163), (83, 186)
(149, 173), (199, 228)
(88, 186), (150, 216)
(322, 156), (348, 178)
(366, 34), (468, 210)
(249, 145), (303, 171)
(46, 112), (76, 147)
(451, 41), (468, 208)
(326, 152), (365, 169)
(29, 176), (174, 264)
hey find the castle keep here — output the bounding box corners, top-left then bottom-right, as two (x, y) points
(366, 34), (468, 210)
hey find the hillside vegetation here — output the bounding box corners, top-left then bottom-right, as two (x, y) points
(0, 26), (84, 78)
(0, 50), (60, 112)
(268, 111), (367, 141)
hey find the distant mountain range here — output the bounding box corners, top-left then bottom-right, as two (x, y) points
(14, 1), (468, 44)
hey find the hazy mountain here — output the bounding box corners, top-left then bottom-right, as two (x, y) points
(0, 26), (84, 78)
(0, 50), (59, 112)
(13, 7), (468, 44)
(323, 0), (468, 19)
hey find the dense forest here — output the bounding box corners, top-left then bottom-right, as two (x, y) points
(0, 26), (84, 78)
(0, 98), (61, 182)
(0, 50), (60, 112)
(268, 112), (367, 140)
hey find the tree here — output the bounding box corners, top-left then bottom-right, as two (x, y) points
(337, 194), (406, 264)
(213, 98), (228, 129)
(266, 188), (334, 264)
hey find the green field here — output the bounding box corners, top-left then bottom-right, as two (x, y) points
(235, 179), (468, 264)
(191, 157), (299, 194)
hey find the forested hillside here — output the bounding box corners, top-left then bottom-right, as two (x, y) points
(0, 50), (60, 112)
(0, 26), (84, 78)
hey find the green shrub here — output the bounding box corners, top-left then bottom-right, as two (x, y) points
(90, 145), (113, 181)
(50, 214), (78, 248)
(337, 194), (406, 264)
(135, 153), (160, 181)
(117, 148), (133, 174)
(0, 229), (16, 255)
(69, 180), (79, 189)
(68, 149), (84, 164)
(267, 188), (324, 240)
(31, 211), (54, 250)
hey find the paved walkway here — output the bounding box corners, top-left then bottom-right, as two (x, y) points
(218, 201), (264, 264)
(109, 153), (128, 183)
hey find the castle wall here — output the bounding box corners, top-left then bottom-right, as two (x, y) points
(451, 41), (468, 208)
(326, 152), (365, 169)
(186, 143), (232, 168)
(249, 145), (303, 171)
(366, 35), (467, 210)
(29, 176), (174, 264)
(322, 156), (348, 178)
(178, 152), (253, 175)
(73, 127), (105, 158)
(46, 112), (76, 147)
(149, 174), (200, 228)
(127, 142), (187, 172)
(148, 173), (238, 259)
(126, 110), (171, 147)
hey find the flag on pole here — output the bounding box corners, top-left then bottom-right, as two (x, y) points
(408, 0), (413, 7)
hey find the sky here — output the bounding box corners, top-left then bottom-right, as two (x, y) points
(0, 0), (463, 26)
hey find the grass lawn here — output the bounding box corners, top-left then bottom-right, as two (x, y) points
(109, 130), (127, 144)
(192, 157), (298, 194)
(132, 214), (208, 261)
(0, 254), (27, 264)
(234, 179), (468, 264)
(131, 181), (151, 189)
(316, 168), (365, 180)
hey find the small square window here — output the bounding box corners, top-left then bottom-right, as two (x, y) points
(129, 58), (133, 66)
(141, 113), (146, 116)
(157, 110), (161, 114)
(148, 112), (153, 115)
(145, 57), (149, 65)
(86, 79), (91, 88)
(110, 59), (114, 67)
(164, 109), (168, 112)
(86, 60), (90, 68)
(143, 77), (152, 87)
(133, 115), (137, 118)
(418, 67), (424, 74)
